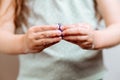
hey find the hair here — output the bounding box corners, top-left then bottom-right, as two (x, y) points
(93, 0), (102, 21)
(15, 0), (29, 28)
(1, 0), (101, 28)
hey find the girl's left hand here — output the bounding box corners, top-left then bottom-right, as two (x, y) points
(62, 23), (95, 50)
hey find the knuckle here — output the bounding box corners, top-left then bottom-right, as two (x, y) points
(77, 28), (81, 32)
(29, 45), (35, 50)
(29, 27), (35, 32)
(40, 33), (46, 38)
(77, 28), (81, 34)
(39, 40), (46, 45)
(76, 36), (80, 40)
(40, 27), (44, 31)
(88, 38), (93, 43)
(53, 31), (61, 37)
(28, 34), (35, 40)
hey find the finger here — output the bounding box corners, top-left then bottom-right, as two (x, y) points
(80, 42), (93, 49)
(62, 23), (91, 31)
(34, 41), (58, 50)
(64, 36), (93, 45)
(31, 25), (58, 32)
(76, 23), (91, 29)
(81, 41), (92, 46)
(63, 28), (88, 36)
(87, 38), (93, 43)
(63, 36), (88, 42)
(30, 48), (43, 54)
(32, 41), (59, 53)
(62, 24), (75, 30)
(34, 30), (61, 40)
(35, 37), (62, 46)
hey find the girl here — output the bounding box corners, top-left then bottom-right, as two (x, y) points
(0, 0), (120, 80)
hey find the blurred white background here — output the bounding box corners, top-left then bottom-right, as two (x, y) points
(103, 44), (120, 80)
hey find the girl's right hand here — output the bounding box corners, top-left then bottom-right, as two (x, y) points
(23, 25), (62, 53)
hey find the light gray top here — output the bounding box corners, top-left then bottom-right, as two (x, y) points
(17, 0), (105, 80)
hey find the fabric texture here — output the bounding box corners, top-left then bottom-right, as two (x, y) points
(17, 0), (105, 80)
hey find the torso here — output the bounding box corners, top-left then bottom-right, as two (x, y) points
(17, 0), (105, 80)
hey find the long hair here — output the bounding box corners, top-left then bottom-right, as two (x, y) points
(14, 0), (29, 28)
(93, 0), (102, 21)
(1, 0), (101, 28)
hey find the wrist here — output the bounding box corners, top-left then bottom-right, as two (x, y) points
(93, 30), (105, 50)
(93, 29), (119, 50)
(16, 34), (28, 54)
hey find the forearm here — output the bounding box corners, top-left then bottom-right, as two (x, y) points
(0, 30), (25, 55)
(94, 24), (120, 49)
(94, 0), (120, 49)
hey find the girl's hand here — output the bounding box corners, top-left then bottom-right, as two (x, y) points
(62, 23), (95, 49)
(23, 25), (62, 53)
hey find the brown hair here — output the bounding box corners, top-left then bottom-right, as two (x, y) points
(93, 0), (102, 21)
(15, 0), (29, 28)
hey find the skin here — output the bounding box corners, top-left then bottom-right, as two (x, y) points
(0, 0), (62, 54)
(0, 0), (120, 55)
(62, 23), (94, 49)
(62, 0), (120, 50)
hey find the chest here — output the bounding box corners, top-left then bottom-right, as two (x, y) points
(27, 0), (97, 27)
